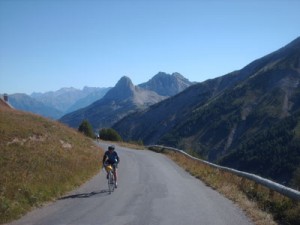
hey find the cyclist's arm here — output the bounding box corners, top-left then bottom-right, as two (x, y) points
(102, 153), (108, 165)
(115, 152), (120, 164)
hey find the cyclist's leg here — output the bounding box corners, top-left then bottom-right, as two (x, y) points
(113, 164), (118, 187)
(104, 163), (109, 179)
(113, 164), (118, 182)
(114, 169), (118, 182)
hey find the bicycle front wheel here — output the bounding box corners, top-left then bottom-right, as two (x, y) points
(108, 171), (115, 194)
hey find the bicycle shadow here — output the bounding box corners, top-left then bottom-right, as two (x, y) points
(58, 190), (110, 200)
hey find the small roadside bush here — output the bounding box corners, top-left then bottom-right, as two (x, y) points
(99, 128), (122, 142)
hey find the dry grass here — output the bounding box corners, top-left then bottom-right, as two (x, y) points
(159, 149), (299, 225)
(0, 107), (103, 224)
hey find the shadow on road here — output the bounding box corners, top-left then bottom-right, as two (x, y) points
(58, 190), (109, 200)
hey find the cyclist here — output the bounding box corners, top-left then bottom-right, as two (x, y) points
(102, 145), (120, 188)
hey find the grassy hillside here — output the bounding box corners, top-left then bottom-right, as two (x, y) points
(0, 107), (103, 224)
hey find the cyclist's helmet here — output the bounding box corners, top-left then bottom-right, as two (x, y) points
(108, 145), (115, 151)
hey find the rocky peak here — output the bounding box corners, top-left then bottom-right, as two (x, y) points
(115, 76), (135, 90)
(104, 76), (136, 101)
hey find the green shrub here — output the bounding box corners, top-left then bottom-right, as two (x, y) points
(99, 128), (122, 142)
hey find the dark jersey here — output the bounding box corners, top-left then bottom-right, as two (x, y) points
(103, 150), (119, 165)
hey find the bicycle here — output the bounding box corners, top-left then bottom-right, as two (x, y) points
(105, 164), (116, 194)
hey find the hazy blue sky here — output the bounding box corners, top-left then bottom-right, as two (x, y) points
(0, 0), (299, 95)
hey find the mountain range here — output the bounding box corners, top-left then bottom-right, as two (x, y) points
(113, 37), (300, 187)
(6, 72), (194, 122)
(7, 87), (110, 119)
(31, 86), (110, 113)
(8, 93), (63, 119)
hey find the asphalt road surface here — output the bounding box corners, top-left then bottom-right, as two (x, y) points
(9, 142), (253, 225)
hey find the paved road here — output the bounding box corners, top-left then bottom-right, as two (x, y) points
(9, 142), (253, 225)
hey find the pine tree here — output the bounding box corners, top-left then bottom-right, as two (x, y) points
(78, 120), (94, 138)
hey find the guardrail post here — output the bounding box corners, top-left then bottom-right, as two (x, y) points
(239, 177), (245, 190)
(253, 182), (258, 192)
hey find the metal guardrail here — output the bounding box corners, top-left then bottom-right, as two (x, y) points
(147, 145), (300, 201)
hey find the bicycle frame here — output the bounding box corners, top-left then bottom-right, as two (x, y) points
(106, 165), (115, 194)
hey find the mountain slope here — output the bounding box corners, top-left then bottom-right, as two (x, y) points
(112, 38), (300, 144)
(65, 87), (111, 113)
(112, 62), (269, 145)
(113, 36), (300, 187)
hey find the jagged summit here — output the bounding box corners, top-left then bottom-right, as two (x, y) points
(139, 72), (194, 96)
